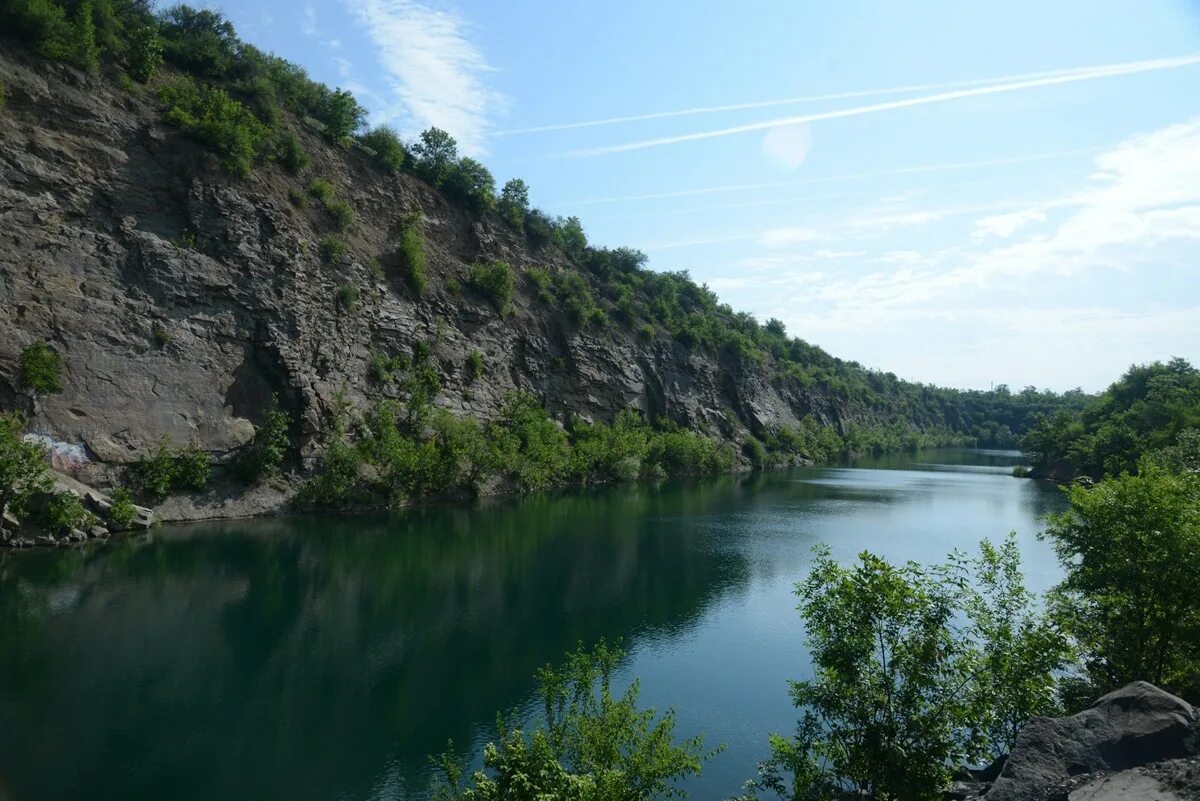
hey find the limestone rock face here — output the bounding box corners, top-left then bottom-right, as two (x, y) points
(984, 682), (1198, 801)
(0, 46), (945, 522)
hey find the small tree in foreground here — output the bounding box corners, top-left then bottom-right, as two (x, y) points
(433, 641), (717, 801)
(745, 538), (1066, 801)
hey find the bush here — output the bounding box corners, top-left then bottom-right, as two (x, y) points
(498, 178), (528, 229)
(524, 266), (552, 301)
(307, 177), (334, 202)
(359, 125), (406, 173)
(326, 198), (354, 231)
(1043, 467), (1200, 700)
(159, 76), (269, 177)
(43, 491), (93, 534)
(0, 413), (52, 522)
(159, 5), (239, 78)
(555, 272), (602, 325)
(133, 437), (209, 499)
(468, 261), (515, 311)
(152, 324), (171, 347)
(465, 350), (484, 382)
(336, 284), (358, 312)
(322, 88), (366, 144)
(524, 208), (555, 247)
(20, 342), (63, 394)
(394, 215), (426, 293)
(300, 392), (363, 508)
(412, 126), (458, 186)
(445, 157), (495, 213)
(320, 235), (346, 264)
(278, 130), (309, 174)
(68, 0), (99, 72)
(126, 23), (161, 82)
(369, 352), (407, 384)
(646, 429), (730, 477)
(233, 396), (291, 483)
(107, 486), (137, 527)
(433, 642), (713, 801)
(748, 540), (1067, 800)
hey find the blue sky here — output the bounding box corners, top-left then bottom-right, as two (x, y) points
(224, 0), (1200, 392)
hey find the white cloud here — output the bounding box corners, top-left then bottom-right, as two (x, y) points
(972, 208), (1047, 239)
(333, 56), (353, 79)
(349, 0), (502, 155)
(302, 2), (317, 36)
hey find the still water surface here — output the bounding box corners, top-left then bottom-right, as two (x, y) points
(0, 449), (1065, 800)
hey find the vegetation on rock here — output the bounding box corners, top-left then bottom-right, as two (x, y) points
(0, 413), (52, 524)
(19, 342), (63, 394)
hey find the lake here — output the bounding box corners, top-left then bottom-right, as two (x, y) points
(0, 449), (1066, 801)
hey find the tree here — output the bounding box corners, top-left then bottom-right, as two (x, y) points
(0, 413), (53, 527)
(555, 215), (587, 259)
(747, 540), (1065, 801)
(498, 178), (529, 229)
(158, 5), (240, 78)
(433, 641), (715, 801)
(1043, 467), (1200, 700)
(413, 127), (459, 187)
(447, 157), (496, 212)
(359, 125), (406, 172)
(322, 88), (366, 144)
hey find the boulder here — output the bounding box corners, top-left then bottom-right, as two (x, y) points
(985, 682), (1198, 801)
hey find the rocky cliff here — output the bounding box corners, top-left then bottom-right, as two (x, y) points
(0, 43), (1005, 532)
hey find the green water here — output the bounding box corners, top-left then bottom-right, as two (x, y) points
(0, 449), (1065, 801)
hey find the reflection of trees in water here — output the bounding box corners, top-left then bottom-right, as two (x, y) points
(0, 478), (751, 801)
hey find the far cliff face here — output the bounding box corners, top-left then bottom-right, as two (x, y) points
(0, 46), (954, 500)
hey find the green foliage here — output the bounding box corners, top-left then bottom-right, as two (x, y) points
(307, 177), (334, 202)
(2, 0), (71, 61)
(466, 350), (485, 382)
(159, 5), (239, 78)
(0, 413), (53, 523)
(278, 130), (309, 174)
(68, 0), (99, 71)
(524, 208), (556, 247)
(1043, 467), (1200, 700)
(152, 324), (171, 347)
(322, 87), (367, 144)
(394, 214), (426, 293)
(306, 178), (354, 229)
(433, 642), (713, 801)
(106, 486), (137, 527)
(468, 261), (515, 311)
(447, 157), (496, 213)
(132, 437), (210, 499)
(234, 396), (292, 483)
(645, 429), (732, 477)
(555, 216), (587, 259)
(1022, 359), (1200, 479)
(126, 23), (160, 82)
(568, 409), (651, 484)
(42, 491), (94, 534)
(413, 126), (459, 186)
(524, 266), (553, 301)
(1143, 428), (1200, 474)
(20, 342), (63, 394)
(301, 391), (364, 508)
(369, 351), (407, 384)
(336, 283), (358, 312)
(487, 393), (571, 493)
(555, 271), (604, 325)
(749, 540), (1067, 801)
(359, 125), (406, 173)
(159, 75), (270, 177)
(320, 234), (347, 264)
(498, 178), (529, 229)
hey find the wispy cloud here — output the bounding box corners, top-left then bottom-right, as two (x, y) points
(348, 0), (502, 155)
(972, 209), (1047, 239)
(497, 59), (1179, 137)
(556, 147), (1097, 207)
(565, 54), (1200, 157)
(302, 2), (317, 36)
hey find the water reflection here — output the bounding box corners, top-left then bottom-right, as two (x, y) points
(0, 450), (1065, 801)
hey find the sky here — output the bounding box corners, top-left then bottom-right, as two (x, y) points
(222, 0), (1200, 392)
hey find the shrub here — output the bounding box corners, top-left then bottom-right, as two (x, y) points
(412, 126), (458, 186)
(20, 342), (63, 394)
(0, 413), (52, 522)
(307, 178), (334, 202)
(433, 642), (712, 801)
(322, 88), (367, 144)
(445, 277), (461, 296)
(320, 235), (346, 264)
(468, 261), (515, 311)
(68, 0), (99, 72)
(107, 486), (137, 527)
(524, 208), (555, 247)
(288, 187), (307, 207)
(487, 392), (571, 493)
(233, 396), (291, 483)
(159, 5), (239, 78)
(524, 266), (552, 301)
(159, 76), (269, 177)
(748, 540), (1068, 800)
(133, 437), (210, 499)
(326, 198), (354, 231)
(300, 392), (363, 508)
(445, 157), (495, 213)
(43, 491), (93, 534)
(646, 429), (731, 477)
(554, 215), (587, 259)
(465, 350), (485, 382)
(638, 323), (655, 341)
(369, 352), (407, 384)
(336, 284), (358, 312)
(1043, 467), (1200, 700)
(359, 125), (406, 173)
(498, 177), (529, 228)
(126, 23), (161, 82)
(394, 215), (426, 293)
(152, 325), (171, 347)
(278, 130), (309, 174)
(2, 0), (71, 62)
(555, 272), (601, 324)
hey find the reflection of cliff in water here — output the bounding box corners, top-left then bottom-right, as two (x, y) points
(0, 477), (752, 801)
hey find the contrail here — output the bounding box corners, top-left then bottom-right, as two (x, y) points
(557, 147), (1098, 207)
(564, 54), (1200, 158)
(497, 60), (1143, 137)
